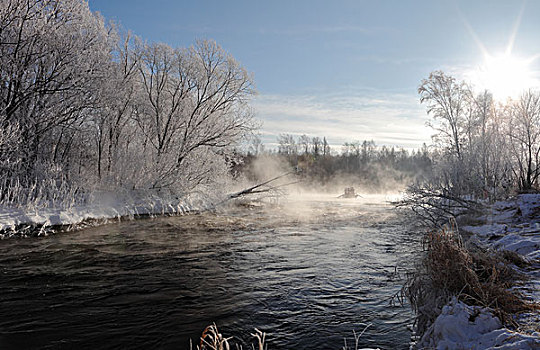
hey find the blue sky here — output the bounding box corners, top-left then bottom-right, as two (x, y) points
(88, 0), (540, 151)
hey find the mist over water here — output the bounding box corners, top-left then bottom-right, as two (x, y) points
(0, 194), (419, 349)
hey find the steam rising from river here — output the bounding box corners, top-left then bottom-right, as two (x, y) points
(231, 154), (405, 222)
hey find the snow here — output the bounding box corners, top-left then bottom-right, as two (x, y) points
(494, 233), (540, 256)
(461, 223), (508, 237)
(419, 297), (540, 350)
(0, 191), (216, 238)
(421, 194), (540, 349)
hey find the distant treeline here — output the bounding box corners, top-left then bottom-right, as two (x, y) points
(238, 134), (432, 192)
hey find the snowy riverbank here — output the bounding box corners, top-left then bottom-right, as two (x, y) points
(416, 194), (540, 349)
(0, 190), (219, 238)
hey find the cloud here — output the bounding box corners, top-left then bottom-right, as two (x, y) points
(252, 90), (432, 151)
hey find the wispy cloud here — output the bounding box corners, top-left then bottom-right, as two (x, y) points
(252, 90), (432, 151)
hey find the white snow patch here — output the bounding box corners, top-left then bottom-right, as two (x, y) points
(0, 190), (218, 237)
(517, 194), (540, 217)
(419, 297), (540, 350)
(418, 194), (540, 349)
(494, 233), (540, 257)
(461, 223), (508, 237)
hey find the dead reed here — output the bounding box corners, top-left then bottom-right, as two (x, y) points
(191, 323), (267, 350)
(403, 227), (537, 335)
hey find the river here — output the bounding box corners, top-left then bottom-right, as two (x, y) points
(0, 194), (419, 349)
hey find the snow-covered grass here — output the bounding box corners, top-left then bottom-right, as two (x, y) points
(408, 194), (540, 349)
(342, 324), (380, 350)
(0, 176), (85, 211)
(190, 323), (382, 350)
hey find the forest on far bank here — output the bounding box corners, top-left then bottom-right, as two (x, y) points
(235, 136), (432, 194)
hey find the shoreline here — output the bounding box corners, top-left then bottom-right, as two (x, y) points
(0, 196), (208, 239)
(412, 193), (540, 349)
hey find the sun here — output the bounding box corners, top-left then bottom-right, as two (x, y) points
(472, 53), (535, 101)
(461, 5), (539, 101)
(478, 54), (535, 99)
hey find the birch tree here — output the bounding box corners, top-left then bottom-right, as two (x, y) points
(418, 71), (470, 161)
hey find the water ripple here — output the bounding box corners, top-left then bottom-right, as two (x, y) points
(0, 196), (419, 349)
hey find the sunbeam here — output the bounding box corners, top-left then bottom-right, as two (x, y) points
(463, 1), (539, 100)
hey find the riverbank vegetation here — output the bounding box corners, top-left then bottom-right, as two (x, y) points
(400, 70), (540, 348)
(0, 0), (256, 213)
(191, 324), (267, 350)
(403, 227), (534, 334)
(402, 71), (540, 226)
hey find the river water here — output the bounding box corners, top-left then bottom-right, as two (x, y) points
(0, 194), (420, 349)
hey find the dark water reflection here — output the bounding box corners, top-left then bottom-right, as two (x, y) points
(0, 195), (419, 349)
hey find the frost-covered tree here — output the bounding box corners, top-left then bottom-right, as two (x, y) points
(299, 134), (310, 155)
(0, 0), (112, 184)
(405, 71), (537, 225)
(92, 30), (139, 184)
(418, 71), (491, 197)
(133, 39), (255, 191)
(419, 71), (471, 161)
(0, 0), (257, 208)
(277, 134), (297, 156)
(508, 90), (540, 191)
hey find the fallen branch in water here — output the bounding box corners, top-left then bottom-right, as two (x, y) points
(394, 184), (485, 227)
(211, 171), (300, 208)
(227, 171), (296, 200)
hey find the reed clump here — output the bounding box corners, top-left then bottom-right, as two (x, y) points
(404, 227), (537, 335)
(191, 323), (267, 350)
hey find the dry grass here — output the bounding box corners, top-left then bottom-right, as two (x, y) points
(191, 323), (267, 350)
(341, 323), (373, 350)
(403, 227), (537, 335)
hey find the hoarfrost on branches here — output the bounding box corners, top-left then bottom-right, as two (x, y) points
(0, 0), (256, 209)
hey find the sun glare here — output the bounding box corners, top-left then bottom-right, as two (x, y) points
(473, 54), (535, 101)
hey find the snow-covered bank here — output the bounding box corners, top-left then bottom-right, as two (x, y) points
(0, 190), (219, 238)
(416, 194), (540, 349)
(463, 194), (540, 261)
(419, 297), (539, 349)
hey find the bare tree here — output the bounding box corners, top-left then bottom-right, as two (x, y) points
(0, 1), (258, 207)
(247, 134), (264, 156)
(323, 137), (330, 157)
(277, 133), (298, 163)
(312, 136), (322, 157)
(0, 0), (112, 182)
(134, 39), (256, 190)
(508, 90), (540, 191)
(418, 71), (471, 161)
(299, 134), (310, 155)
